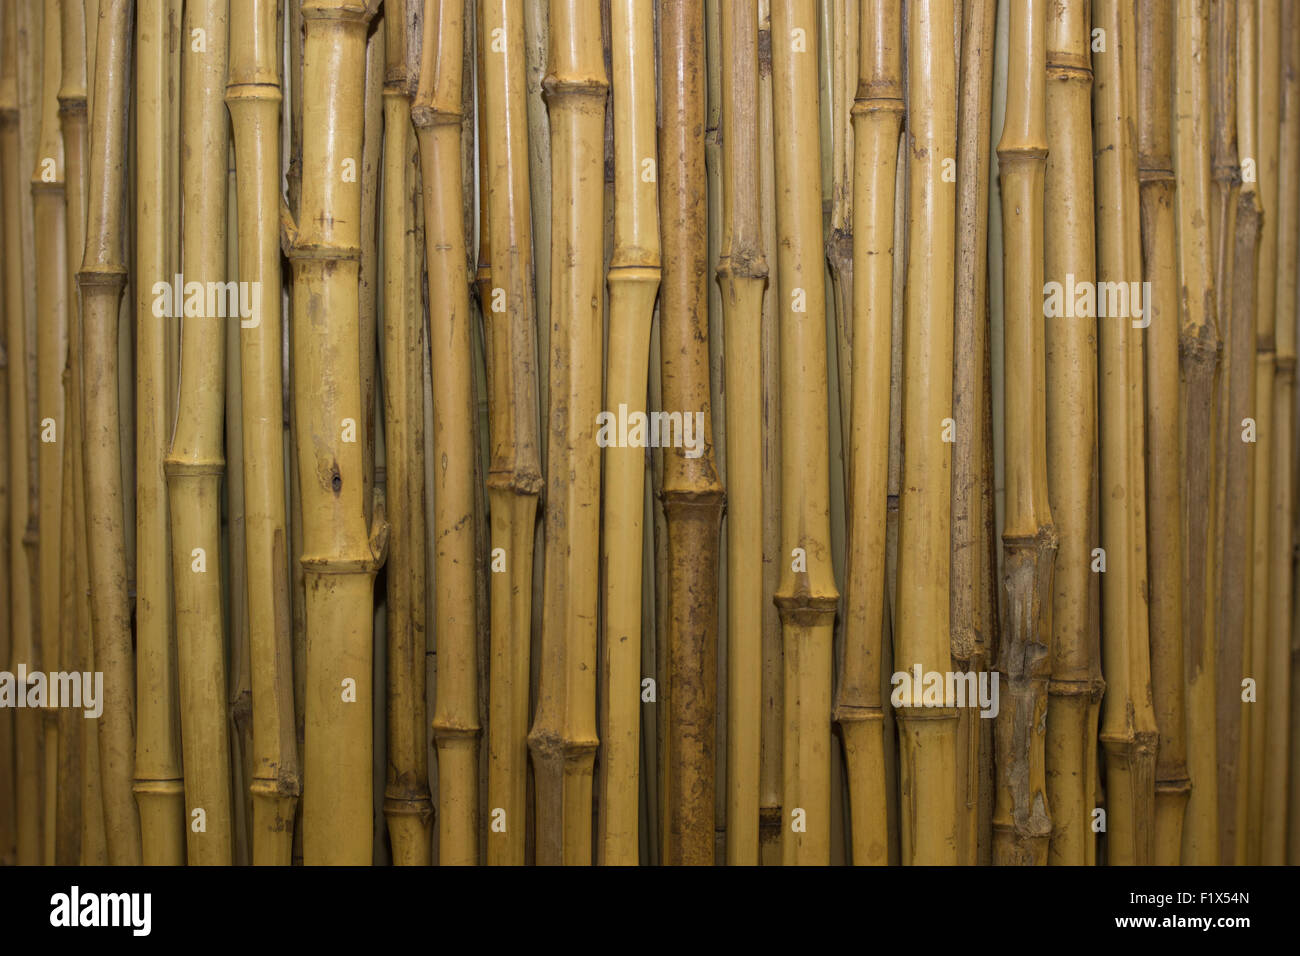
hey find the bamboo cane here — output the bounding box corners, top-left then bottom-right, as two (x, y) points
(1043, 0), (1101, 867)
(53, 365), (79, 864)
(78, 0), (141, 865)
(951, 0), (997, 867)
(826, 0), (856, 472)
(1137, 0), (1192, 865)
(1093, 0), (1159, 866)
(1263, 0), (1299, 865)
(894, 0), (958, 866)
(0, 0), (40, 868)
(770, 0), (839, 867)
(32, 0), (68, 868)
(360, 22), (382, 532)
(832, 0), (898, 869)
(227, 0), (303, 866)
(596, 0), (657, 866)
(1174, 0), (1221, 866)
(414, 0), (481, 866)
(0, 190), (9, 870)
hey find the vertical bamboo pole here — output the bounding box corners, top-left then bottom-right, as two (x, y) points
(415, 0), (481, 866)
(596, 0), (657, 866)
(32, 0), (68, 869)
(1043, 0), (1101, 867)
(289, 0), (386, 866)
(227, 0), (304, 866)
(78, 0), (141, 866)
(1174, 0), (1221, 866)
(54, 377), (79, 864)
(1138, 0), (1192, 864)
(1094, 0), (1159, 866)
(1262, 0), (1299, 864)
(0, 138), (9, 868)
(770, 0), (839, 867)
(826, 0), (856, 464)
(894, 0), (959, 866)
(832, 0), (898, 868)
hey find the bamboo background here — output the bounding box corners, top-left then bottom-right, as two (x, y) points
(0, 0), (1298, 866)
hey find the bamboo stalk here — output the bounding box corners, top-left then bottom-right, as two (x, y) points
(596, 0), (657, 866)
(1263, 0), (1299, 865)
(289, 0), (386, 865)
(770, 0), (839, 867)
(227, 0), (303, 866)
(415, 0), (481, 866)
(1093, 0), (1159, 866)
(54, 364), (79, 864)
(1043, 0), (1101, 867)
(832, 0), (898, 869)
(894, 0), (958, 866)
(1138, 0), (1192, 865)
(1174, 0), (1221, 866)
(78, 0), (141, 865)
(826, 0), (856, 472)
(0, 142), (9, 868)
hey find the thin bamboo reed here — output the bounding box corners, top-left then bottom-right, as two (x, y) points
(1174, 0), (1221, 866)
(1093, 0), (1158, 866)
(415, 0), (481, 866)
(1138, 0), (1192, 865)
(54, 371), (79, 864)
(0, 175), (9, 869)
(597, 0), (657, 866)
(826, 0), (856, 465)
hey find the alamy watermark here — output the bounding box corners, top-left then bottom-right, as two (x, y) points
(0, 665), (103, 718)
(1043, 273), (1152, 328)
(890, 665), (1000, 718)
(596, 404), (706, 459)
(50, 887), (151, 936)
(151, 274), (264, 328)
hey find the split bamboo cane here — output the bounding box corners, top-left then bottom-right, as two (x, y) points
(1138, 0), (1192, 865)
(523, 0), (605, 867)
(78, 0), (141, 865)
(597, 0), (657, 866)
(832, 0), (898, 869)
(658, 0), (725, 867)
(1093, 0), (1158, 866)
(32, 0), (68, 868)
(227, 0), (303, 866)
(289, 0), (387, 865)
(415, 0), (481, 866)
(771, 0), (840, 867)
(1174, 0), (1222, 866)
(894, 0), (958, 866)
(1044, 0), (1101, 867)
(0, 0), (40, 868)
(133, 0), (186, 867)
(1262, 0), (1299, 864)
(378, 0), (432, 867)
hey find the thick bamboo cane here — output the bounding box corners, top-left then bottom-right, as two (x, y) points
(1174, 0), (1221, 866)
(951, 0), (996, 867)
(227, 0), (303, 866)
(894, 0), (958, 866)
(993, 0), (1054, 867)
(132, 0), (186, 867)
(1263, 0), (1299, 865)
(770, 0), (839, 867)
(289, 0), (386, 865)
(596, 0), (657, 866)
(1137, 0), (1192, 865)
(832, 0), (898, 869)
(0, 0), (40, 868)
(378, 0), (433, 867)
(414, 0), (481, 866)
(1093, 0), (1159, 866)
(522, 0), (605, 867)
(1043, 0), (1101, 867)
(32, 0), (68, 868)
(658, 0), (725, 868)
(78, 0), (141, 865)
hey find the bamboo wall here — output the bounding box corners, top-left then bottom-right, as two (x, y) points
(0, 0), (1298, 867)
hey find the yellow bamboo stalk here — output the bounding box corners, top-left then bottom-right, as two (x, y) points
(1138, 0), (1192, 865)
(289, 0), (387, 866)
(1174, 0), (1221, 866)
(78, 0), (141, 865)
(825, 0), (856, 464)
(1094, 0), (1159, 866)
(1043, 0), (1101, 867)
(596, 0), (657, 866)
(894, 0), (958, 866)
(227, 0), (303, 866)
(54, 369), (78, 864)
(415, 0), (481, 866)
(1263, 0), (1299, 865)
